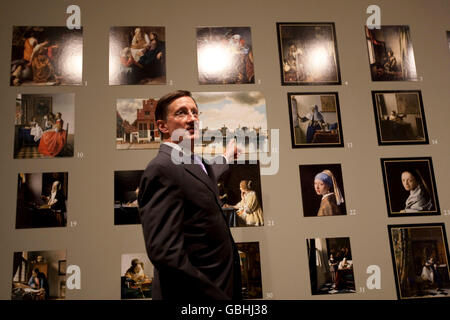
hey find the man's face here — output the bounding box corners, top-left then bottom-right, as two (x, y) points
(160, 96), (199, 143)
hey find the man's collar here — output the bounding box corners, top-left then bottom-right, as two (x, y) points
(163, 141), (193, 158)
(162, 141), (228, 164)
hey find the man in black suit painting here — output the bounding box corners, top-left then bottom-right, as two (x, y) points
(138, 90), (242, 300)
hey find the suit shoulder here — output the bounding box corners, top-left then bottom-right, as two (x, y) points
(142, 153), (183, 181)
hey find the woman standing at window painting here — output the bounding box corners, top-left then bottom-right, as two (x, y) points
(314, 170), (344, 216)
(298, 105), (325, 143)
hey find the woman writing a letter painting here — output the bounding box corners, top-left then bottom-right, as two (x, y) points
(227, 180), (264, 227)
(38, 112), (66, 157)
(314, 170), (345, 216)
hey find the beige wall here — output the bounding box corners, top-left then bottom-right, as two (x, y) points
(0, 0), (449, 300)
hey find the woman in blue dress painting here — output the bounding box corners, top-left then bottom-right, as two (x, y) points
(298, 105), (325, 143)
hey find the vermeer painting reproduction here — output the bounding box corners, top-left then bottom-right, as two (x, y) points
(277, 22), (341, 85)
(299, 164), (346, 217)
(307, 237), (355, 295)
(121, 253), (153, 299)
(109, 27), (166, 85)
(288, 92), (343, 148)
(114, 170), (143, 225)
(388, 224), (450, 299)
(447, 31), (450, 52)
(12, 250), (67, 300)
(192, 91), (268, 157)
(381, 158), (440, 217)
(16, 172), (68, 229)
(10, 26), (82, 86)
(218, 162), (264, 228)
(196, 26), (255, 84)
(236, 242), (263, 299)
(372, 90), (428, 145)
(14, 93), (75, 159)
(116, 98), (160, 150)
(365, 25), (417, 81)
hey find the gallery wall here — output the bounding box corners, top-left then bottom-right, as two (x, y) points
(0, 0), (449, 300)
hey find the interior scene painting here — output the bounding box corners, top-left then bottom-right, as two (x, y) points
(299, 164), (346, 217)
(121, 253), (153, 299)
(109, 26), (165, 85)
(277, 22), (341, 85)
(447, 31), (450, 52)
(365, 25), (417, 81)
(307, 237), (355, 295)
(196, 26), (255, 84)
(192, 91), (268, 157)
(116, 98), (160, 150)
(388, 224), (450, 299)
(114, 170), (143, 225)
(381, 158), (440, 217)
(14, 93), (75, 159)
(218, 162), (264, 228)
(236, 242), (263, 299)
(372, 91), (429, 145)
(10, 26), (82, 86)
(12, 250), (67, 300)
(288, 92), (343, 148)
(16, 172), (68, 229)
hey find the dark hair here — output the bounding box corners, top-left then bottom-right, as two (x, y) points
(34, 268), (40, 273)
(155, 90), (195, 121)
(150, 32), (158, 40)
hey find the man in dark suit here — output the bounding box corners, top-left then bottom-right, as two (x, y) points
(138, 90), (242, 300)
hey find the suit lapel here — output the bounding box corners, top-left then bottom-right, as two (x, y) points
(183, 163), (219, 199)
(159, 144), (220, 201)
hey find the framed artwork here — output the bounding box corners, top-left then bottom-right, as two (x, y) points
(306, 237), (355, 295)
(116, 98), (160, 150)
(121, 253), (153, 299)
(16, 172), (68, 229)
(276, 22), (341, 85)
(10, 26), (82, 86)
(218, 161), (264, 227)
(372, 90), (429, 145)
(109, 26), (166, 85)
(196, 26), (255, 84)
(365, 25), (417, 81)
(388, 223), (450, 300)
(288, 92), (344, 148)
(192, 91), (268, 157)
(380, 157), (440, 217)
(14, 93), (75, 159)
(299, 164), (346, 217)
(236, 242), (263, 299)
(58, 260), (66, 275)
(12, 250), (67, 300)
(114, 170), (143, 225)
(447, 31), (450, 52)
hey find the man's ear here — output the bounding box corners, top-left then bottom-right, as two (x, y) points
(156, 119), (168, 135)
